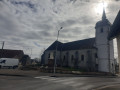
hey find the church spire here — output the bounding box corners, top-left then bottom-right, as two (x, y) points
(102, 4), (107, 20)
(102, 8), (106, 20)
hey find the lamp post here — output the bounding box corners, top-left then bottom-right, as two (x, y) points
(53, 27), (63, 75)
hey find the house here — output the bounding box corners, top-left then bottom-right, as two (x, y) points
(108, 10), (120, 72)
(0, 49), (24, 60)
(41, 9), (115, 73)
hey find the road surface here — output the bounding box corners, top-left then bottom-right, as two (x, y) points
(0, 75), (120, 90)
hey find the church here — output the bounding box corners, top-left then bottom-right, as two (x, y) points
(41, 9), (115, 73)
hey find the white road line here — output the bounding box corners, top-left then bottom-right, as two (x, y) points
(34, 76), (85, 87)
(53, 78), (78, 83)
(62, 81), (75, 85)
(34, 76), (49, 79)
(71, 82), (84, 87)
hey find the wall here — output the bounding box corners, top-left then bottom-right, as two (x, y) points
(44, 50), (61, 66)
(95, 25), (115, 73)
(117, 35), (120, 72)
(61, 49), (97, 71)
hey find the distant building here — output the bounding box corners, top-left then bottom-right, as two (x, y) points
(0, 49), (24, 60)
(20, 55), (31, 66)
(41, 9), (115, 73)
(109, 10), (120, 72)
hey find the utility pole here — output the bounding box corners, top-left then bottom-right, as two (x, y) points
(2, 41), (4, 50)
(1, 41), (5, 58)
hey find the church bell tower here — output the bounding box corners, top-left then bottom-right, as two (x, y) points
(95, 9), (115, 73)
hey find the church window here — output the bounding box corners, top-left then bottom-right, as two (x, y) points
(81, 55), (84, 61)
(95, 53), (98, 58)
(48, 53), (50, 58)
(53, 52), (56, 58)
(71, 55), (74, 61)
(63, 55), (65, 60)
(100, 28), (103, 33)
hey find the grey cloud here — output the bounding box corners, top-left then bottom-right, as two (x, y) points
(33, 42), (41, 47)
(78, 16), (96, 25)
(59, 19), (78, 28)
(21, 31), (43, 40)
(0, 12), (22, 40)
(40, 30), (52, 36)
(10, 0), (37, 12)
(35, 23), (53, 31)
(69, 0), (77, 4)
(51, 0), (56, 3)
(0, 0), (119, 58)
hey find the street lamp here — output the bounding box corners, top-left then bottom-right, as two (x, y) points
(53, 27), (63, 75)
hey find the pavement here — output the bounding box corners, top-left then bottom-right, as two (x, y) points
(0, 69), (120, 90)
(95, 84), (120, 90)
(0, 69), (117, 78)
(0, 69), (93, 77)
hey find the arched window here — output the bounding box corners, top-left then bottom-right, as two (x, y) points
(63, 55), (65, 60)
(81, 55), (84, 61)
(71, 55), (74, 61)
(95, 53), (98, 58)
(48, 53), (50, 58)
(101, 28), (103, 33)
(53, 52), (56, 58)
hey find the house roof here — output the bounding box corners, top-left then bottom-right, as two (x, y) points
(46, 38), (96, 51)
(0, 49), (24, 59)
(108, 10), (120, 40)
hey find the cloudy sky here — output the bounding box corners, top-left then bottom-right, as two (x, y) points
(0, 0), (120, 59)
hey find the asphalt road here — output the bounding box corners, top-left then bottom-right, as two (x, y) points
(0, 75), (120, 90)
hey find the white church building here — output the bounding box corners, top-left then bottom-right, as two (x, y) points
(41, 10), (115, 73)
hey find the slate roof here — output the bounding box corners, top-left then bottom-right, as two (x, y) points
(62, 38), (95, 51)
(108, 10), (120, 40)
(46, 41), (63, 51)
(0, 49), (24, 59)
(95, 19), (111, 29)
(95, 9), (111, 29)
(46, 38), (96, 51)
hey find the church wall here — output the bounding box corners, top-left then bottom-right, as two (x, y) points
(61, 49), (97, 71)
(44, 50), (61, 66)
(117, 35), (120, 72)
(95, 26), (109, 72)
(95, 25), (115, 73)
(96, 26), (109, 45)
(109, 40), (115, 73)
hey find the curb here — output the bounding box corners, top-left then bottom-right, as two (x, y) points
(92, 83), (120, 90)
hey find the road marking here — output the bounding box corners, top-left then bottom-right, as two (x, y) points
(71, 83), (84, 87)
(34, 76), (49, 79)
(34, 76), (85, 87)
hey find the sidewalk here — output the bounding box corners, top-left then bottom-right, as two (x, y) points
(0, 69), (86, 77)
(0, 69), (118, 78)
(96, 84), (120, 90)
